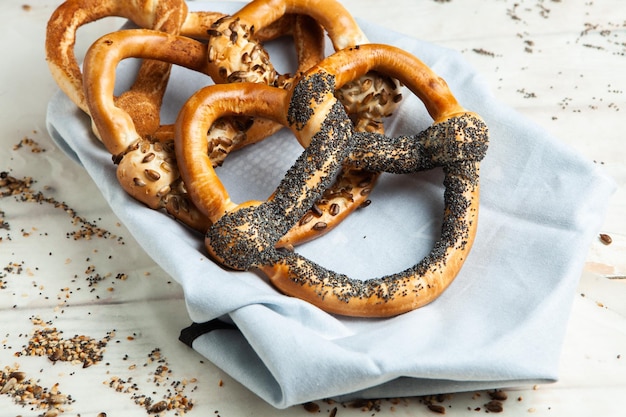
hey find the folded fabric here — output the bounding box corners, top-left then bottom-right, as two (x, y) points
(46, 1), (616, 408)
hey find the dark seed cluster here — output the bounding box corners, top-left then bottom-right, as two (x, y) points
(12, 136), (46, 153)
(106, 347), (196, 416)
(207, 94), (355, 271)
(272, 100), (355, 228)
(348, 114), (489, 176)
(287, 71), (336, 131)
(300, 387), (521, 415)
(17, 316), (114, 369)
(0, 171), (122, 243)
(0, 364), (74, 417)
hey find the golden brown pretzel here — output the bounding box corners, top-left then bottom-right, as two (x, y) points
(45, 0), (225, 116)
(176, 44), (488, 317)
(82, 14), (326, 232)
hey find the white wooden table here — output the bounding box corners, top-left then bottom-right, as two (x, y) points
(1, 0), (624, 415)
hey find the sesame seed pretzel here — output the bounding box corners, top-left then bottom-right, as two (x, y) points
(205, 0), (402, 124)
(205, 0), (368, 86)
(81, 15), (326, 232)
(205, 0), (403, 244)
(176, 44), (488, 317)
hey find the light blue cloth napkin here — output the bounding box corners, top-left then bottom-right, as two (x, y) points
(46, 1), (616, 408)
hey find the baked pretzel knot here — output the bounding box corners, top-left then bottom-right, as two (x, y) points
(176, 44), (488, 317)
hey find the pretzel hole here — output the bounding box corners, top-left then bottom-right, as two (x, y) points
(260, 35), (302, 78)
(214, 123), (303, 203)
(293, 168), (446, 279)
(70, 18), (128, 67)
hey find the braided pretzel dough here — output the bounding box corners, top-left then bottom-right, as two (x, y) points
(177, 44), (488, 317)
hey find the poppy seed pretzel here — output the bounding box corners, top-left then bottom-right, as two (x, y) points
(178, 44), (488, 317)
(82, 13), (326, 232)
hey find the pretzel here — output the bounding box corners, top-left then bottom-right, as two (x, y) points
(204, 0), (403, 243)
(81, 12), (326, 231)
(176, 44), (488, 317)
(45, 0), (226, 116)
(205, 0), (401, 124)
